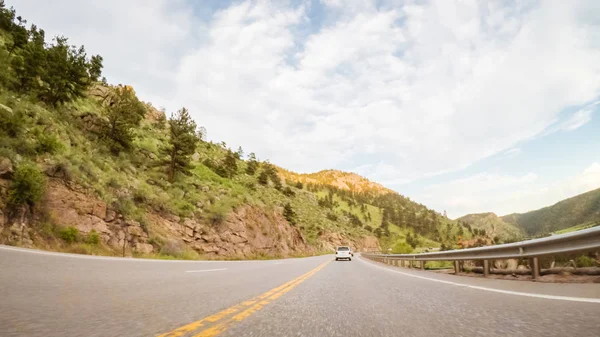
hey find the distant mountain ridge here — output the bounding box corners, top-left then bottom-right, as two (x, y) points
(458, 187), (600, 238)
(501, 187), (600, 236)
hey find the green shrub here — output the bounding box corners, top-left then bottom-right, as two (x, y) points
(59, 226), (80, 244)
(282, 186), (295, 197)
(0, 104), (23, 138)
(114, 197), (140, 219)
(8, 162), (47, 206)
(36, 133), (63, 154)
(575, 255), (597, 268)
(148, 236), (164, 248)
(425, 261), (453, 269)
(85, 230), (100, 245)
(208, 204), (229, 225)
(391, 241), (413, 254)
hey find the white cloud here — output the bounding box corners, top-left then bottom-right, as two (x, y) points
(420, 163), (600, 218)
(558, 106), (594, 131)
(9, 0), (600, 184)
(504, 148), (521, 157)
(172, 0), (600, 178)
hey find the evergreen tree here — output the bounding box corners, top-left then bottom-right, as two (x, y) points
(257, 170), (269, 185)
(101, 85), (146, 153)
(163, 107), (199, 182)
(8, 16), (26, 55)
(283, 203), (296, 225)
(246, 152), (259, 175)
(217, 150), (238, 178)
(38, 37), (102, 105)
(235, 146), (243, 159)
(282, 186), (295, 197)
(12, 25), (46, 93)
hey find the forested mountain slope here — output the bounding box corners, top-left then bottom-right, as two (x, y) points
(501, 188), (600, 236)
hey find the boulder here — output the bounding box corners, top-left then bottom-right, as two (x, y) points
(165, 214), (180, 223)
(105, 209), (117, 222)
(0, 157), (13, 178)
(183, 218), (197, 229)
(135, 242), (154, 254)
(91, 203), (107, 219)
(128, 224), (145, 237)
(494, 260), (508, 269)
(517, 265), (529, 271)
(201, 233), (220, 243)
(506, 259), (518, 270)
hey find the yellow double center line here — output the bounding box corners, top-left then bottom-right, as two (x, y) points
(158, 260), (331, 337)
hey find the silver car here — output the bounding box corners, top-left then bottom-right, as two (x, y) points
(335, 246), (353, 261)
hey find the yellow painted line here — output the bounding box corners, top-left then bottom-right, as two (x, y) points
(158, 260), (330, 337)
(191, 261), (329, 337)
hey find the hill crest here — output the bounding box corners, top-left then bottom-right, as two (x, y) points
(279, 169), (395, 195)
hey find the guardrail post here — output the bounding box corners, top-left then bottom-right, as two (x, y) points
(532, 257), (540, 280)
(454, 261), (460, 275)
(483, 260), (490, 277)
(409, 260), (413, 268)
(420, 261), (425, 270)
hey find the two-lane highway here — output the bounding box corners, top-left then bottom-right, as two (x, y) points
(1, 245), (599, 337)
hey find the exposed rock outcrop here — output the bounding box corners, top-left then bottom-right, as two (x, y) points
(2, 179), (361, 259)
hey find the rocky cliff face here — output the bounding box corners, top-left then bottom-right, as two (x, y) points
(1, 179), (379, 258)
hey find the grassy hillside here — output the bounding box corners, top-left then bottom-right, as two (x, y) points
(0, 3), (372, 257)
(502, 188), (600, 236)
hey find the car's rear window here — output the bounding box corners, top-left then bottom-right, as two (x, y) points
(337, 247), (349, 251)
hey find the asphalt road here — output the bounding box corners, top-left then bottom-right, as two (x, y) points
(1, 246), (599, 337)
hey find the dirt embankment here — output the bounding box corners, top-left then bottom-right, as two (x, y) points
(1, 179), (378, 258)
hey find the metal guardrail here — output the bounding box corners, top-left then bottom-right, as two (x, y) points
(362, 226), (600, 279)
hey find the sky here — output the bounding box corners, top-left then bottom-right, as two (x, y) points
(9, 0), (600, 218)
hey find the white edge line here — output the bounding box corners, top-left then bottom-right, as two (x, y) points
(0, 245), (325, 264)
(185, 268), (228, 273)
(358, 256), (600, 304)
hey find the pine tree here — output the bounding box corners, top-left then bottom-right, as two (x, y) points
(102, 85), (146, 153)
(163, 107), (199, 182)
(283, 203), (296, 225)
(218, 150), (238, 178)
(257, 170), (269, 185)
(246, 152), (259, 175)
(235, 146), (244, 159)
(37, 37), (102, 105)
